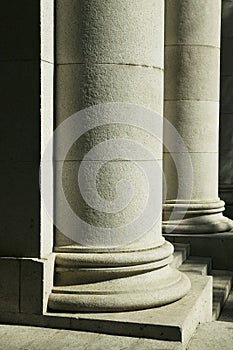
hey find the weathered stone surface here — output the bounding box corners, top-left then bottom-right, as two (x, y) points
(56, 64), (163, 124)
(41, 0), (54, 63)
(163, 152), (219, 200)
(56, 0), (164, 68)
(188, 321), (233, 350)
(165, 0), (221, 47)
(0, 325), (182, 350)
(165, 46), (220, 102)
(164, 101), (219, 152)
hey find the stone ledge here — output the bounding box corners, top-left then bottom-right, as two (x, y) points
(0, 274), (212, 349)
(164, 231), (233, 270)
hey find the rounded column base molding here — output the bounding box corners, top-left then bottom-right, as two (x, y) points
(48, 241), (191, 312)
(163, 199), (233, 234)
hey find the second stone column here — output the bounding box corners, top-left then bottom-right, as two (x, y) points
(163, 0), (233, 234)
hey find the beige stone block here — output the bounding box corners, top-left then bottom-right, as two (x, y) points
(165, 0), (221, 47)
(0, 2), (40, 60)
(56, 0), (164, 68)
(40, 61), (54, 257)
(221, 76), (233, 113)
(163, 152), (219, 201)
(222, 0), (233, 38)
(164, 101), (219, 152)
(41, 61), (54, 156)
(41, 0), (54, 63)
(0, 259), (19, 313)
(0, 161), (40, 257)
(221, 38), (233, 76)
(55, 64), (163, 124)
(54, 160), (162, 247)
(219, 114), (233, 151)
(55, 122), (162, 161)
(0, 61), (40, 161)
(165, 46), (220, 102)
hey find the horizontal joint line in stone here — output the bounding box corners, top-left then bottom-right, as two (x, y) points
(55, 159), (163, 162)
(165, 99), (219, 102)
(165, 44), (220, 50)
(55, 62), (163, 71)
(41, 59), (54, 65)
(163, 151), (218, 154)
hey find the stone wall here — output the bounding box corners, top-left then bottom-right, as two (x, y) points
(0, 0), (54, 316)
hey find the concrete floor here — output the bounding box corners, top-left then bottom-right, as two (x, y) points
(0, 320), (233, 350)
(1, 290), (233, 350)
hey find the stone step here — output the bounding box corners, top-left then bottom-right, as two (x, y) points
(176, 253), (232, 321)
(219, 288), (233, 322)
(212, 270), (233, 321)
(171, 243), (190, 269)
(179, 256), (212, 276)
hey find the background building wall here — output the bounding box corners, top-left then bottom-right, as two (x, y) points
(0, 0), (54, 317)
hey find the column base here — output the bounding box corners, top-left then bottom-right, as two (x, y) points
(48, 240), (191, 312)
(163, 199), (233, 234)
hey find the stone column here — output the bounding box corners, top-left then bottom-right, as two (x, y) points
(163, 0), (233, 234)
(219, 0), (233, 219)
(48, 0), (190, 312)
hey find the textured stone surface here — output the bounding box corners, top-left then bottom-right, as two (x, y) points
(163, 152), (219, 200)
(0, 325), (182, 350)
(41, 0), (54, 63)
(188, 321), (233, 350)
(165, 46), (220, 102)
(56, 0), (164, 67)
(165, 0), (221, 47)
(56, 64), (163, 123)
(164, 101), (219, 153)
